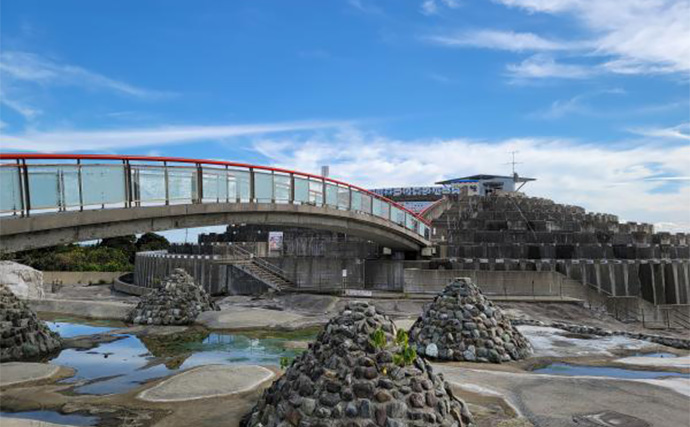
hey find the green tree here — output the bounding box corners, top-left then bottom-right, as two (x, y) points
(136, 232), (170, 252)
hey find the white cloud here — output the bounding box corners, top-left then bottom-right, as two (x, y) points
(252, 127), (690, 229)
(627, 122), (690, 141)
(506, 54), (593, 79)
(494, 0), (690, 75)
(528, 88), (626, 119)
(0, 120), (348, 152)
(0, 51), (173, 99)
(421, 0), (460, 15)
(0, 94), (42, 119)
(427, 30), (574, 52)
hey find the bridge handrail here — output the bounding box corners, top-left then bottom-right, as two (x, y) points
(0, 153), (430, 240)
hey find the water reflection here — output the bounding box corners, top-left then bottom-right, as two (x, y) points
(47, 322), (313, 395)
(534, 362), (690, 379)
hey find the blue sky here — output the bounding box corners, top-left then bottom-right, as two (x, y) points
(1, 0), (689, 234)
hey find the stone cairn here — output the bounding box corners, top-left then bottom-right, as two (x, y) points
(127, 269), (219, 325)
(0, 284), (62, 362)
(409, 278), (531, 363)
(242, 301), (474, 427)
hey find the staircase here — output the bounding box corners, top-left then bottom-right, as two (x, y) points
(215, 244), (296, 292)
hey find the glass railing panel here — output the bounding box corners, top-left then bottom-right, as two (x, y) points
(420, 223), (429, 239)
(372, 197), (383, 217)
(391, 206), (405, 225)
(294, 177), (309, 203)
(351, 190), (361, 212)
(134, 166), (166, 203)
(406, 214), (417, 231)
(360, 193), (372, 214)
(82, 165), (126, 206)
(381, 200), (390, 220)
(202, 168), (228, 202)
(28, 167), (59, 209)
(168, 167), (196, 203)
(308, 179), (323, 205)
(254, 171), (273, 202)
(0, 166), (22, 213)
(235, 170), (251, 202)
(274, 175), (291, 202)
(325, 183), (338, 207)
(61, 166), (80, 208)
(337, 186), (350, 210)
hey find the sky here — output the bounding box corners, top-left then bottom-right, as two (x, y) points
(1, 0), (689, 239)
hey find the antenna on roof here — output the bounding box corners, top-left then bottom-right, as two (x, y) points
(504, 150), (523, 180)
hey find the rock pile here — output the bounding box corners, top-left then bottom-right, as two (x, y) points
(127, 269), (218, 325)
(409, 278), (531, 363)
(0, 284), (62, 362)
(242, 301), (474, 427)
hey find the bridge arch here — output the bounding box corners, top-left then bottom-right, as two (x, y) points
(0, 154), (431, 252)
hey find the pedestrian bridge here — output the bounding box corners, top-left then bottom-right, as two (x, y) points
(0, 154), (431, 252)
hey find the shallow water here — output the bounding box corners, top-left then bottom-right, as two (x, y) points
(534, 362), (690, 379)
(0, 410), (98, 426)
(48, 321), (314, 395)
(46, 321), (117, 338)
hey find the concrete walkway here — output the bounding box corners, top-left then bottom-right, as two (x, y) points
(436, 364), (690, 427)
(137, 364), (274, 402)
(0, 362), (69, 387)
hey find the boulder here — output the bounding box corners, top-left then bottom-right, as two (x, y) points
(0, 284), (61, 362)
(0, 261), (45, 299)
(127, 269), (218, 326)
(410, 278), (531, 363)
(242, 301), (474, 426)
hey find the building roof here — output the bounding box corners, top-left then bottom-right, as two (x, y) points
(435, 174), (535, 185)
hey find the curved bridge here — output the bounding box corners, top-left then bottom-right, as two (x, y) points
(0, 154), (431, 252)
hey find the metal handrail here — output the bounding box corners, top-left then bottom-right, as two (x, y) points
(0, 154), (431, 240)
(224, 244), (293, 284)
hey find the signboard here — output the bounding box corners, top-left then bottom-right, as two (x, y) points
(268, 231), (283, 251)
(343, 289), (373, 297)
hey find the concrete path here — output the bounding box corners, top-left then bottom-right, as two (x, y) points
(0, 362), (68, 387)
(617, 354), (690, 369)
(137, 364), (274, 402)
(196, 306), (320, 330)
(436, 364), (690, 427)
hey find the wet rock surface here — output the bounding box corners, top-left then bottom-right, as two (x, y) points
(409, 278), (531, 363)
(0, 284), (62, 362)
(127, 269), (218, 326)
(242, 301), (474, 426)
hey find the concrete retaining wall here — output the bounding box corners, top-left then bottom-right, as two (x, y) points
(43, 271), (126, 285)
(403, 269), (566, 296)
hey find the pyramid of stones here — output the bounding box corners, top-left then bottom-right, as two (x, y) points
(409, 278), (531, 363)
(0, 284), (62, 362)
(242, 301), (474, 427)
(127, 269), (219, 325)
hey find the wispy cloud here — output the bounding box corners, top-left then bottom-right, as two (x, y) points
(420, 0), (460, 16)
(627, 122), (690, 141)
(506, 55), (593, 80)
(252, 127), (690, 229)
(492, 0), (690, 76)
(0, 51), (173, 99)
(426, 30), (576, 52)
(529, 88), (625, 119)
(0, 120), (348, 152)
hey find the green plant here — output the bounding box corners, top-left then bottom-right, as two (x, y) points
(370, 328), (387, 349)
(279, 356), (292, 370)
(392, 329), (416, 367)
